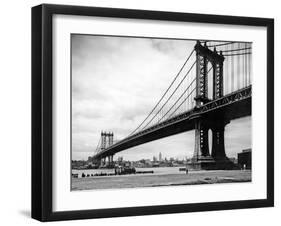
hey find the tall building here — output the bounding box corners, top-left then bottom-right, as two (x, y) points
(159, 152), (162, 162)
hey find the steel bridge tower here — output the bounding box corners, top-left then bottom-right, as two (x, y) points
(190, 41), (233, 170)
(100, 132), (114, 167)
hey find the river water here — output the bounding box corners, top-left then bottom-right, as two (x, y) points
(72, 166), (185, 178)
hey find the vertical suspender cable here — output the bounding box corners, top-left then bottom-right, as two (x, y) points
(245, 43), (247, 86)
(231, 45), (234, 92)
(237, 42), (240, 90)
(243, 43), (247, 87)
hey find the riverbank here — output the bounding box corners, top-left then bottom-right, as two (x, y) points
(71, 170), (251, 190)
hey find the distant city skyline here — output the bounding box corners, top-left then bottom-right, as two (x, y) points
(71, 35), (251, 161)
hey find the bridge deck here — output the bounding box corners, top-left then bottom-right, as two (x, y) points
(94, 86), (251, 159)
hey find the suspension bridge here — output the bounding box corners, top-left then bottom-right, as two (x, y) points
(92, 40), (252, 170)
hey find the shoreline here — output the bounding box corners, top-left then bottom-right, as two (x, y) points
(71, 170), (252, 191)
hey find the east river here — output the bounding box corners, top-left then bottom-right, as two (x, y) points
(71, 168), (251, 191)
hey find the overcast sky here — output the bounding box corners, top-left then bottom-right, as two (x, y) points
(71, 35), (251, 161)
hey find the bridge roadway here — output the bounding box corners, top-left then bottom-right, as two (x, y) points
(94, 85), (251, 159)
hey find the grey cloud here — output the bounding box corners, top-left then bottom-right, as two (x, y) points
(71, 35), (251, 161)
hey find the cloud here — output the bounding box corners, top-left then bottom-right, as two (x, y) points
(71, 35), (251, 161)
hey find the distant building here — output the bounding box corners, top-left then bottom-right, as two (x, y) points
(144, 159), (152, 167)
(159, 152), (162, 162)
(228, 157), (237, 164)
(238, 148), (251, 169)
(153, 156), (157, 162)
(87, 156), (93, 162)
(144, 159), (151, 164)
(71, 160), (87, 169)
(152, 162), (160, 167)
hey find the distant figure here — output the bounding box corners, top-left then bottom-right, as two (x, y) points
(243, 164), (246, 170)
(186, 168), (189, 174)
(82, 173), (85, 178)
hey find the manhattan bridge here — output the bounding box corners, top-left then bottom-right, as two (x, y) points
(92, 40), (252, 170)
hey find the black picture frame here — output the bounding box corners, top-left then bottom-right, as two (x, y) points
(32, 3), (274, 222)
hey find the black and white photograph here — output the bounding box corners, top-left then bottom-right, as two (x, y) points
(32, 5), (273, 219)
(71, 35), (252, 191)
(0, 0), (277, 224)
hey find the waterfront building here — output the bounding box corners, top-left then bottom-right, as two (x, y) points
(238, 149), (252, 169)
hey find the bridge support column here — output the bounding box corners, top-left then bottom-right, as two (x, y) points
(188, 115), (234, 170)
(194, 41), (209, 107)
(212, 52), (224, 99)
(110, 155), (114, 167)
(209, 119), (234, 169)
(211, 121), (227, 159)
(188, 117), (215, 170)
(107, 156), (109, 166)
(106, 155), (114, 168)
(194, 119), (210, 158)
(99, 157), (105, 168)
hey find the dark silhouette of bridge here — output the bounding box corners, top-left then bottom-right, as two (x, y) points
(92, 40), (252, 170)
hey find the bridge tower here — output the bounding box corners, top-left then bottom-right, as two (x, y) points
(190, 41), (233, 170)
(99, 131), (114, 168)
(107, 132), (114, 167)
(101, 131), (106, 150)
